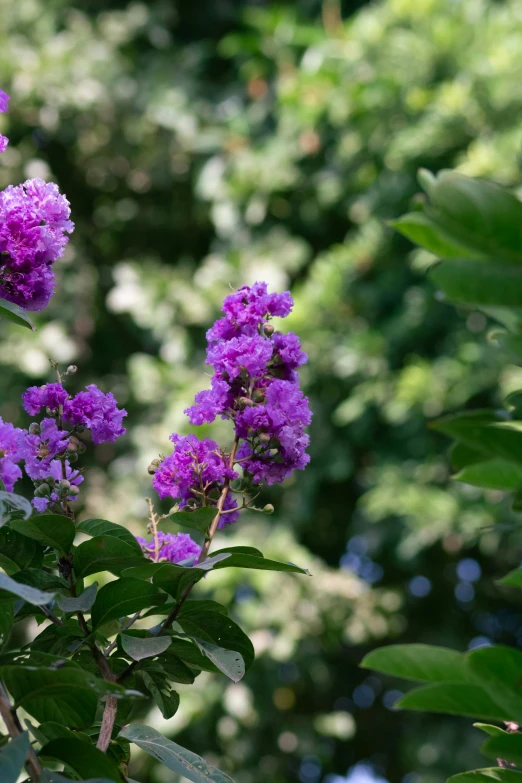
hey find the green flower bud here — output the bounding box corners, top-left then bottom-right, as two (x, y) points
(67, 485), (80, 497)
(68, 452), (79, 463)
(263, 504), (275, 515)
(34, 484), (51, 498)
(252, 390), (265, 403)
(59, 479), (71, 491)
(28, 422), (40, 435)
(259, 432), (271, 444)
(263, 324), (275, 336)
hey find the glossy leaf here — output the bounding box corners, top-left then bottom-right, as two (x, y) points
(138, 671), (180, 719)
(0, 528), (43, 574)
(120, 633), (171, 661)
(448, 771), (522, 783)
(0, 571), (55, 605)
(73, 536), (145, 579)
(76, 519), (142, 554)
(40, 738), (125, 782)
(10, 514), (75, 554)
(209, 546), (310, 575)
(169, 507), (216, 534)
(178, 611), (254, 670)
(0, 492), (32, 526)
(91, 577), (167, 629)
(120, 724), (237, 783)
(57, 583), (98, 613)
(396, 683), (511, 721)
(482, 735), (522, 767)
(430, 259), (522, 307)
(361, 644), (467, 683)
(391, 212), (474, 259)
(466, 646), (522, 721)
(0, 298), (35, 330)
(454, 459), (522, 491)
(432, 416), (522, 465)
(0, 731), (30, 783)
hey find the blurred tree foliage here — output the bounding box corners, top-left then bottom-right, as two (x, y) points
(2, 0), (522, 781)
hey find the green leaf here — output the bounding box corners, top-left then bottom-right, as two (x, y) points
(431, 415), (522, 465)
(57, 583), (98, 613)
(10, 514), (75, 554)
(138, 671), (180, 719)
(41, 773), (117, 783)
(391, 212), (475, 258)
(169, 507), (216, 534)
(423, 170), (522, 264)
(430, 259), (522, 307)
(26, 720), (90, 745)
(498, 568), (522, 588)
(360, 644), (467, 682)
(73, 536), (145, 579)
(0, 732), (30, 783)
(91, 577), (167, 629)
(40, 738), (125, 782)
(0, 528), (43, 574)
(482, 734), (522, 767)
(0, 601), (13, 648)
(76, 519), (143, 554)
(396, 683), (511, 721)
(178, 600), (228, 617)
(454, 458), (522, 491)
(162, 638), (219, 674)
(474, 723), (510, 738)
(0, 571), (55, 605)
(448, 770), (522, 783)
(0, 298), (35, 330)
(192, 640), (245, 683)
(120, 724), (237, 783)
(120, 633), (171, 661)
(466, 646), (522, 722)
(178, 611), (254, 671)
(209, 546), (310, 575)
(0, 492), (32, 526)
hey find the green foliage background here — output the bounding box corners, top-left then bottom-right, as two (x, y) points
(2, 0), (522, 780)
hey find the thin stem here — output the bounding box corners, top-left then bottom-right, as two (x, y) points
(117, 436), (240, 685)
(96, 695), (118, 752)
(40, 604), (64, 626)
(0, 682), (42, 782)
(104, 611), (142, 658)
(146, 497), (161, 563)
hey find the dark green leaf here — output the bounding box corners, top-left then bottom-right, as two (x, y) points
(120, 724), (237, 783)
(474, 724), (510, 738)
(57, 583), (98, 613)
(138, 671), (180, 719)
(205, 546), (310, 575)
(396, 683), (511, 721)
(120, 633), (171, 662)
(0, 528), (43, 574)
(178, 611), (254, 670)
(10, 515), (75, 554)
(0, 298), (35, 330)
(0, 732), (29, 783)
(454, 459), (522, 491)
(193, 640), (245, 683)
(178, 600), (228, 618)
(431, 415), (522, 465)
(40, 738), (125, 782)
(448, 770), (522, 782)
(161, 639), (217, 674)
(466, 646), (522, 722)
(482, 734), (522, 767)
(169, 507), (216, 534)
(26, 720), (90, 746)
(430, 259), (522, 307)
(0, 601), (13, 649)
(391, 212), (475, 258)
(361, 644), (467, 683)
(76, 519), (142, 554)
(73, 536), (145, 579)
(91, 577), (167, 629)
(0, 572), (55, 605)
(498, 568), (522, 588)
(41, 773), (116, 783)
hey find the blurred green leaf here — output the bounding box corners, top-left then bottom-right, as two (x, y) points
(57, 583), (98, 613)
(76, 519), (142, 554)
(396, 683), (510, 721)
(0, 299), (35, 330)
(361, 644), (467, 682)
(40, 738), (125, 782)
(0, 732), (29, 783)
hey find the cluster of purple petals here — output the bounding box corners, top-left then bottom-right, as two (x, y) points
(32, 459), (83, 512)
(0, 178), (74, 311)
(23, 382), (127, 444)
(0, 416), (25, 491)
(23, 418), (70, 481)
(206, 282), (293, 341)
(152, 433), (237, 506)
(0, 89), (9, 154)
(136, 531), (201, 564)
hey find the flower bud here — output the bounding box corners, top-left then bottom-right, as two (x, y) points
(77, 441), (86, 454)
(34, 483), (51, 498)
(45, 407), (58, 417)
(67, 485), (80, 497)
(67, 441), (78, 454)
(263, 503), (275, 514)
(59, 479), (71, 491)
(68, 452), (78, 463)
(263, 324), (275, 336)
(259, 432), (271, 444)
(238, 397), (255, 409)
(28, 422), (40, 435)
(252, 390), (265, 403)
(66, 365), (77, 375)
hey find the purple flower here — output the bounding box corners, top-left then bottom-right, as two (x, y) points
(272, 331), (308, 372)
(0, 178), (74, 311)
(23, 418), (70, 480)
(207, 282), (293, 341)
(0, 90), (10, 154)
(63, 385), (127, 444)
(32, 459), (83, 512)
(207, 334), (273, 380)
(136, 531), (201, 564)
(153, 433), (237, 505)
(185, 377), (231, 425)
(22, 382), (69, 416)
(0, 417), (25, 491)
(217, 492), (240, 529)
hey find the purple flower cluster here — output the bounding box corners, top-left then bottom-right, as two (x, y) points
(2, 378), (126, 511)
(0, 178), (74, 311)
(150, 282), (311, 533)
(136, 531), (202, 564)
(0, 89), (10, 154)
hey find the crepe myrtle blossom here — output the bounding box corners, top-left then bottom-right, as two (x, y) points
(136, 531), (201, 564)
(0, 178), (74, 311)
(0, 417), (25, 492)
(32, 459), (84, 512)
(150, 282), (311, 533)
